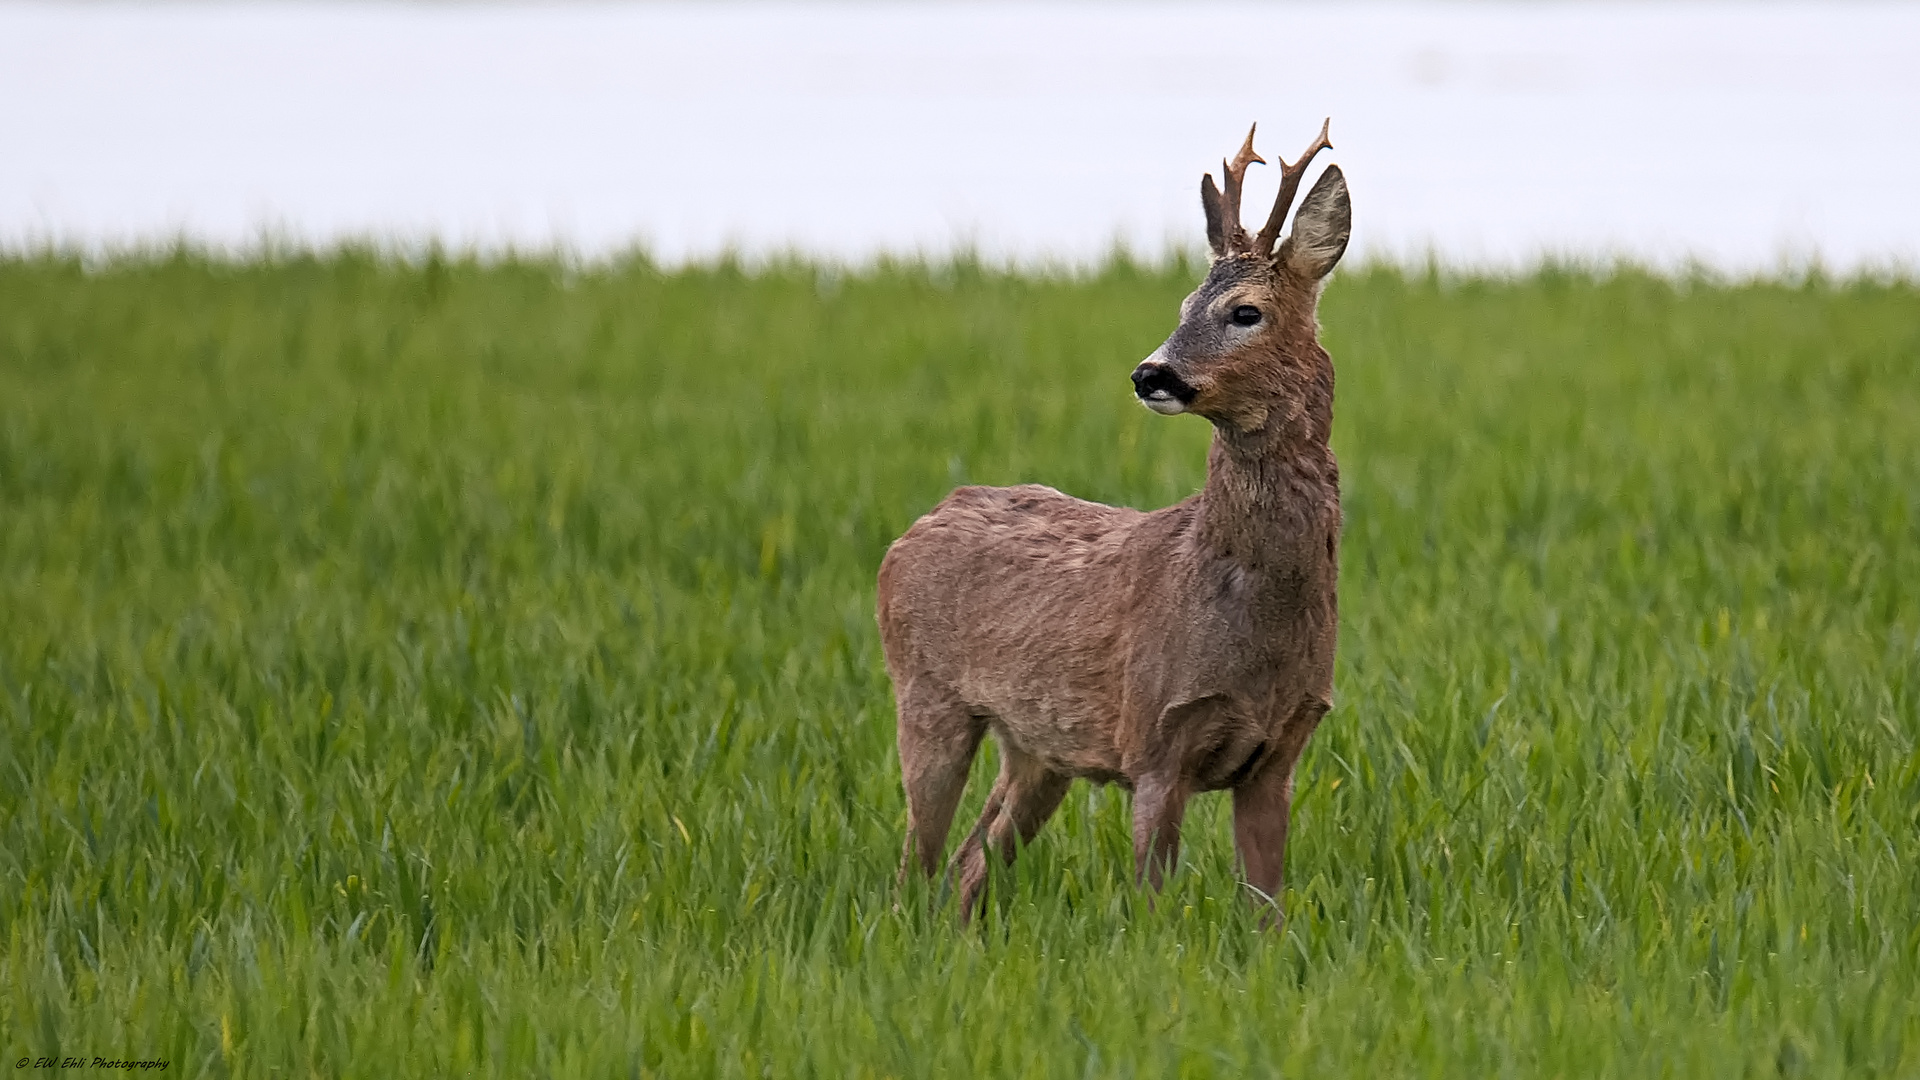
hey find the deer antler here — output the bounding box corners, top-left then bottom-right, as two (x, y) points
(1215, 124), (1265, 253)
(1253, 118), (1333, 257)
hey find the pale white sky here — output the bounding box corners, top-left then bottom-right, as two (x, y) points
(3, 1), (1917, 269)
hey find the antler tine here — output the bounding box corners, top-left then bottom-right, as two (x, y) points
(1219, 124), (1265, 252)
(1254, 118), (1333, 257)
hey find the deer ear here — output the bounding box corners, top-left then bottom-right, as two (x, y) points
(1200, 174), (1227, 258)
(1278, 165), (1350, 280)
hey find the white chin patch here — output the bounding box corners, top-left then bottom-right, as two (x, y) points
(1141, 392), (1187, 415)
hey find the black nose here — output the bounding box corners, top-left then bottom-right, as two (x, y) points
(1131, 362), (1162, 395)
(1132, 361), (1190, 401)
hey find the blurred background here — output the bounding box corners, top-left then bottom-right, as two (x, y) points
(4, 0), (1918, 271)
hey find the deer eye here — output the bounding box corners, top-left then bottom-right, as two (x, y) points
(1230, 305), (1261, 326)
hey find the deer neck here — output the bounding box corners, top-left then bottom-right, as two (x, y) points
(1194, 382), (1335, 571)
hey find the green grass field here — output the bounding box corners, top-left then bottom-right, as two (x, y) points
(2, 251), (1917, 1077)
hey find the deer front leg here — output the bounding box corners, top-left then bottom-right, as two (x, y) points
(1130, 773), (1190, 890)
(1232, 758), (1295, 923)
(1233, 695), (1327, 925)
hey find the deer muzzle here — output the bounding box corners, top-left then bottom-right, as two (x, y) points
(1132, 352), (1196, 415)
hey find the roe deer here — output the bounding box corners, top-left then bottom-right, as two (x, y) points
(878, 121), (1350, 922)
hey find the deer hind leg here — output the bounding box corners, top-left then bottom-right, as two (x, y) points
(896, 682), (987, 886)
(951, 741), (1070, 922)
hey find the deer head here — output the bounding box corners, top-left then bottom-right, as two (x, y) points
(1132, 121), (1351, 434)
